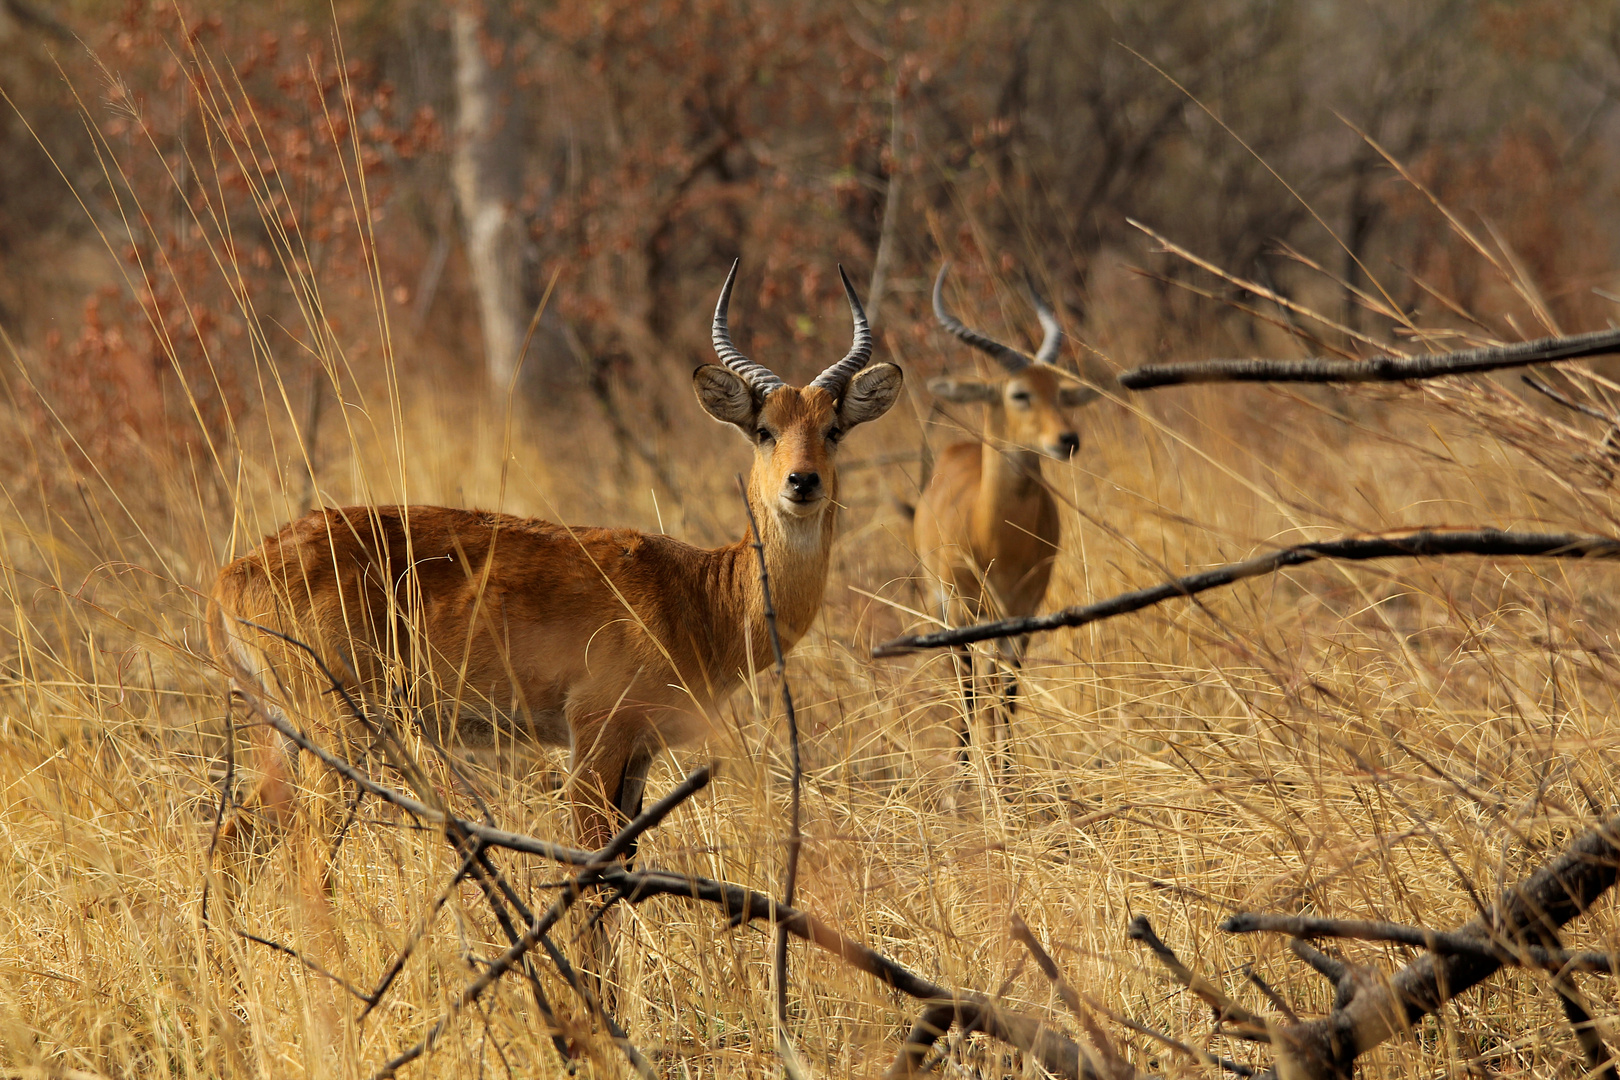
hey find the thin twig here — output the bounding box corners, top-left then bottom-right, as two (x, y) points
(1011, 913), (1133, 1080)
(200, 689), (237, 926)
(359, 840), (485, 1023)
(230, 621), (438, 805)
(1075, 990), (1256, 1078)
(737, 473), (804, 1068)
(234, 929), (372, 1004)
(464, 844), (645, 1071)
(1523, 373), (1619, 424)
(225, 674), (595, 866)
(873, 528), (1620, 655)
(1243, 967), (1298, 1025)
(458, 848), (576, 1067)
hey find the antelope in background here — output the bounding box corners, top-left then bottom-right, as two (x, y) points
(209, 262), (903, 870)
(913, 263), (1099, 760)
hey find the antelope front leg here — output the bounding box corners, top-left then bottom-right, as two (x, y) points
(566, 711), (651, 1013)
(994, 635), (1027, 775)
(567, 712), (647, 854)
(214, 700), (301, 884)
(949, 645), (977, 762)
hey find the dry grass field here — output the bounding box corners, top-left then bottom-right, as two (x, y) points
(7, 36), (1620, 1080)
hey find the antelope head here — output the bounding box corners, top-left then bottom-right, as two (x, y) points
(693, 262), (903, 531)
(927, 264), (1098, 460)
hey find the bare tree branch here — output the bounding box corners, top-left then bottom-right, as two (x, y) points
(1118, 326), (1620, 389)
(872, 528), (1620, 656)
(1522, 373), (1618, 425)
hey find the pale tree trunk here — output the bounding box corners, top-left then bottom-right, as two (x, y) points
(451, 0), (529, 390)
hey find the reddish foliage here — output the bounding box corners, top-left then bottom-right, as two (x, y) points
(34, 1), (439, 466)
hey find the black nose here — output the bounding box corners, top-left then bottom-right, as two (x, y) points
(787, 471), (821, 497)
(1056, 433), (1080, 458)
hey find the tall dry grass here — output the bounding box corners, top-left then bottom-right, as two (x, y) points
(5, 33), (1620, 1080)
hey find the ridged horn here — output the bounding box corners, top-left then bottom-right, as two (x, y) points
(932, 263), (1032, 373)
(1024, 270), (1062, 366)
(808, 265), (875, 393)
(711, 260), (786, 395)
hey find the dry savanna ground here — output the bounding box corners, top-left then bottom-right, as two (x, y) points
(5, 47), (1620, 1077)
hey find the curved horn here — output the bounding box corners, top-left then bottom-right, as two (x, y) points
(808, 265), (875, 393)
(711, 260), (786, 395)
(932, 263), (1032, 373)
(1024, 270), (1062, 366)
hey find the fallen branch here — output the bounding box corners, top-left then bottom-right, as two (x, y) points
(584, 864), (1093, 1079)
(872, 528), (1620, 655)
(1224, 816), (1620, 1080)
(367, 768), (711, 1080)
(1224, 913), (1620, 973)
(1117, 327), (1620, 389)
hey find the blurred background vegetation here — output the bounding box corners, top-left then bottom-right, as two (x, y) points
(5, 0), (1620, 470)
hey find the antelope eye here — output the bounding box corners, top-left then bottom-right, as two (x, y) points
(1009, 391), (1032, 405)
(755, 427), (774, 444)
(826, 427), (843, 446)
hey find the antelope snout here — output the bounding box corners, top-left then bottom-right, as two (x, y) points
(1048, 432), (1080, 459)
(785, 471), (823, 501)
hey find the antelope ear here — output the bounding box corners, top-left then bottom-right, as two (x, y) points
(1058, 384), (1101, 408)
(692, 365), (759, 430)
(926, 375), (999, 403)
(838, 363), (903, 428)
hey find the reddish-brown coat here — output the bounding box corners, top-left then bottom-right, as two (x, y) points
(914, 365), (1093, 628)
(210, 365), (902, 854)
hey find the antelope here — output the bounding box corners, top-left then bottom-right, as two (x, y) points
(912, 263), (1098, 757)
(209, 263), (903, 864)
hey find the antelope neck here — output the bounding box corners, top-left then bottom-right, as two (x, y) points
(977, 407), (1047, 515)
(711, 486), (836, 659)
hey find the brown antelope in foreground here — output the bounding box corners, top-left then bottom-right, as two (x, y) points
(209, 263), (903, 865)
(913, 264), (1099, 756)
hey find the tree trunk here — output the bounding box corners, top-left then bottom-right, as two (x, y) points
(451, 0), (530, 391)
